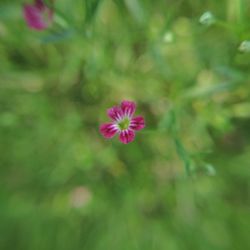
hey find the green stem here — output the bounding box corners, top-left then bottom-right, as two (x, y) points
(173, 137), (191, 176)
(171, 109), (191, 176)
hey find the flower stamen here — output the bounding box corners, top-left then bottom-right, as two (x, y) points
(118, 117), (130, 131)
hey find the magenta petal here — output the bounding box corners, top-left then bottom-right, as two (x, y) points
(121, 100), (136, 117)
(23, 5), (47, 30)
(119, 129), (135, 144)
(107, 106), (124, 121)
(100, 123), (118, 139)
(129, 116), (145, 131)
(23, 0), (53, 31)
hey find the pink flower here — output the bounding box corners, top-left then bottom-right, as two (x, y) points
(100, 101), (145, 144)
(23, 0), (54, 31)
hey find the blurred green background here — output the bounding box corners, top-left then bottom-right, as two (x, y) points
(0, 0), (250, 249)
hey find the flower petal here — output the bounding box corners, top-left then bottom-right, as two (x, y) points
(23, 5), (47, 30)
(23, 0), (53, 31)
(129, 116), (145, 131)
(121, 101), (136, 117)
(119, 129), (135, 144)
(100, 123), (118, 138)
(107, 106), (124, 121)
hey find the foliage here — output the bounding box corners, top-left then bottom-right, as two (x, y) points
(0, 0), (250, 250)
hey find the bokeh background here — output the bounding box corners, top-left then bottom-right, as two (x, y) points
(0, 0), (250, 249)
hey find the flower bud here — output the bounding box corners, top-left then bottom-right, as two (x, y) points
(238, 40), (250, 53)
(199, 11), (215, 26)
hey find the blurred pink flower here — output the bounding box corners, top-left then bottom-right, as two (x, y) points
(100, 101), (145, 144)
(70, 186), (92, 208)
(23, 0), (53, 31)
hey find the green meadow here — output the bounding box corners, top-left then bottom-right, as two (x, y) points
(0, 0), (250, 249)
